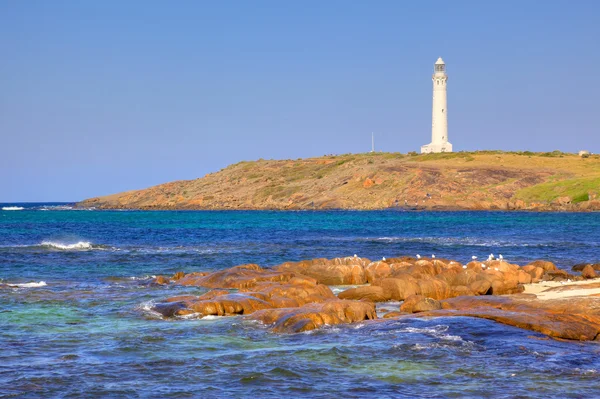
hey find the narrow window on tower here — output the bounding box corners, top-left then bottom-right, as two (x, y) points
(442, 109), (444, 113)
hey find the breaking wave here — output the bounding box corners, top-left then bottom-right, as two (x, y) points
(39, 241), (96, 250)
(2, 206), (24, 211)
(38, 205), (74, 211)
(6, 281), (47, 288)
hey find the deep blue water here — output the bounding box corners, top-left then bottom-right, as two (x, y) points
(1, 205), (600, 398)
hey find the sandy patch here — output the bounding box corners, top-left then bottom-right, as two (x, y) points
(523, 279), (600, 300)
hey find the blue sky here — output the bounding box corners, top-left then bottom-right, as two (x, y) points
(1, 1), (599, 201)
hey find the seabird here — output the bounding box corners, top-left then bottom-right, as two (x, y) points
(354, 254), (358, 258)
(432, 254), (436, 259)
(462, 265), (467, 269)
(382, 257), (386, 261)
(416, 254), (421, 259)
(498, 254), (504, 260)
(472, 256), (477, 260)
(494, 267), (499, 271)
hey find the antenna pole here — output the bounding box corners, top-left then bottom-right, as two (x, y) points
(371, 132), (374, 153)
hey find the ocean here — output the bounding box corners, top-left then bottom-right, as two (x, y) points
(1, 204), (599, 398)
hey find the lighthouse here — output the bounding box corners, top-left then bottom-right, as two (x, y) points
(421, 57), (452, 153)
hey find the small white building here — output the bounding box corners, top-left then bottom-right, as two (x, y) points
(421, 57), (453, 153)
(579, 150), (590, 156)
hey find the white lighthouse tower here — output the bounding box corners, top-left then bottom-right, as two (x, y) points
(421, 57), (452, 153)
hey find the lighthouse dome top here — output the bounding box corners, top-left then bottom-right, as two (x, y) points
(435, 57), (445, 65)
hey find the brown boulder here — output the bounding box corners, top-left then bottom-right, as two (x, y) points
(408, 261), (442, 278)
(417, 277), (451, 300)
(197, 289), (231, 300)
(522, 265), (545, 282)
(154, 275), (170, 285)
(155, 276), (337, 318)
(364, 261), (391, 283)
(384, 256), (416, 265)
(275, 257), (369, 285)
(485, 260), (518, 273)
(187, 293), (273, 316)
(338, 286), (387, 302)
(413, 295), (600, 341)
(572, 263), (600, 272)
(248, 300), (377, 333)
(373, 276), (420, 301)
(527, 260), (558, 272)
(383, 311), (405, 318)
(172, 271), (185, 281)
(517, 270), (533, 284)
(165, 295), (201, 303)
(178, 264), (295, 289)
(544, 269), (569, 281)
(452, 269), (480, 286)
(469, 279), (492, 295)
(400, 295), (442, 313)
(581, 265), (597, 279)
(240, 278), (335, 306)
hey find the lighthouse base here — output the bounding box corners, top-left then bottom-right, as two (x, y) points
(421, 142), (453, 154)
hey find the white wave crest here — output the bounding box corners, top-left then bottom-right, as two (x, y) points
(40, 241), (93, 250)
(9, 281), (47, 288)
(2, 206), (24, 211)
(136, 300), (163, 319)
(39, 205), (74, 211)
(128, 275), (156, 280)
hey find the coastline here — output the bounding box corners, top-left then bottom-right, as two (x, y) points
(74, 204), (600, 212)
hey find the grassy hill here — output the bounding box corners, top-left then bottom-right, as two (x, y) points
(78, 151), (600, 211)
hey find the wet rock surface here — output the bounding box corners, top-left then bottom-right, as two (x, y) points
(248, 300), (377, 333)
(409, 295), (600, 341)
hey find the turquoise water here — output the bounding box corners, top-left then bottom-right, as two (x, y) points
(1, 205), (600, 398)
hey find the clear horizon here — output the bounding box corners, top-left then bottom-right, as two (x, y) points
(2, 1), (599, 202)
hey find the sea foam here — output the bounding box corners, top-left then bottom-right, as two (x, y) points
(40, 241), (94, 250)
(8, 281), (47, 288)
(2, 206), (24, 211)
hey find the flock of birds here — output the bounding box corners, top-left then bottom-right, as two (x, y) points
(351, 253), (573, 284)
(352, 253), (506, 272)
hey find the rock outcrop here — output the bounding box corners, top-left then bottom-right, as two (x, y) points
(274, 256), (370, 285)
(149, 254), (600, 339)
(407, 295), (600, 341)
(248, 300), (377, 333)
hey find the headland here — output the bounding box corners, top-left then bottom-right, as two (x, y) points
(78, 151), (600, 211)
